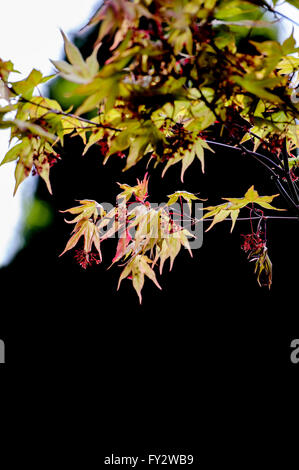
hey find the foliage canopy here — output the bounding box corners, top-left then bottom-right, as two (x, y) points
(1, 0), (299, 301)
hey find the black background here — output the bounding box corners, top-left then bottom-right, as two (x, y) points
(0, 3), (298, 466)
(0, 130), (298, 466)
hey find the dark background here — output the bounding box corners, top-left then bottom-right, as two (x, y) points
(1, 131), (298, 465)
(1, 25), (298, 468)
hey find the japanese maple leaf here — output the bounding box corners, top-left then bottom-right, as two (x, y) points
(117, 254), (161, 303)
(202, 186), (285, 232)
(60, 199), (105, 224)
(60, 219), (102, 260)
(51, 31), (100, 85)
(117, 173), (149, 203)
(222, 186), (285, 211)
(167, 190), (200, 213)
(112, 229), (132, 263)
(60, 199), (105, 259)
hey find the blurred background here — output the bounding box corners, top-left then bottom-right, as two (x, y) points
(0, 0), (298, 463)
(0, 0), (100, 266)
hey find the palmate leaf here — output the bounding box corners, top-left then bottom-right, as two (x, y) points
(2, 0), (299, 300)
(12, 119), (57, 142)
(0, 138), (31, 166)
(167, 190), (199, 213)
(117, 173), (149, 203)
(203, 207), (240, 233)
(82, 127), (105, 156)
(0, 136), (59, 194)
(13, 69), (53, 100)
(277, 55), (299, 76)
(75, 76), (120, 115)
(20, 96), (62, 119)
(162, 138), (214, 181)
(117, 254), (161, 304)
(0, 137), (33, 195)
(0, 58), (18, 81)
(59, 219), (102, 260)
(80, 0), (151, 47)
(154, 229), (193, 274)
(223, 186), (285, 211)
(202, 186), (285, 231)
(215, 0), (261, 20)
(232, 75), (284, 104)
(60, 199), (105, 224)
(50, 31), (100, 85)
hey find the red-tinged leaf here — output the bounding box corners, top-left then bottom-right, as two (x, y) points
(112, 229), (132, 263)
(117, 173), (149, 203)
(33, 156), (52, 194)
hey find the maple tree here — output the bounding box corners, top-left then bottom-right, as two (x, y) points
(1, 0), (299, 301)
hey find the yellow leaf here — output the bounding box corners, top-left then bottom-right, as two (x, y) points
(223, 185), (285, 211)
(60, 199), (104, 223)
(117, 255), (161, 303)
(60, 219), (102, 259)
(181, 148), (195, 182)
(205, 209), (232, 232)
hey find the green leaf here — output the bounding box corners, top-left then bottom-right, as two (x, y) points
(288, 156), (299, 169)
(277, 56), (299, 75)
(232, 75), (283, 104)
(0, 138), (31, 166)
(13, 69), (44, 99)
(215, 0), (260, 20)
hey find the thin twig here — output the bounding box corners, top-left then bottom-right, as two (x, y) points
(264, 3), (299, 28)
(9, 87), (122, 132)
(202, 216), (298, 221)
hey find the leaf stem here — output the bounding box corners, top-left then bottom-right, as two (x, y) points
(10, 88), (122, 132)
